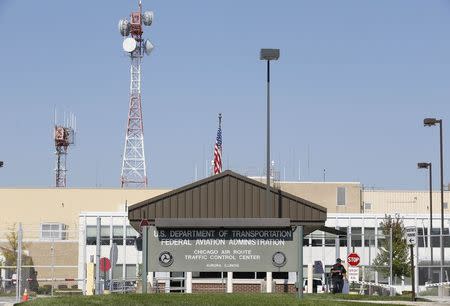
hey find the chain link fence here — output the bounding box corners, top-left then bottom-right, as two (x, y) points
(0, 224), (82, 303)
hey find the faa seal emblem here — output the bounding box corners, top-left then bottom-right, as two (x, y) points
(159, 251), (174, 267)
(272, 251), (287, 267)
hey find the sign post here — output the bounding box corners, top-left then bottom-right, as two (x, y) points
(405, 226), (416, 302)
(410, 244), (415, 302)
(347, 253), (360, 283)
(142, 225), (149, 294)
(297, 226), (303, 300)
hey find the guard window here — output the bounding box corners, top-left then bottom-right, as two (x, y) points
(41, 223), (66, 240)
(364, 228), (375, 247)
(444, 202), (448, 209)
(100, 226), (110, 245)
(86, 226), (97, 245)
(113, 226), (124, 245)
(126, 226), (139, 245)
(86, 225), (111, 245)
(351, 227), (362, 247)
(337, 187), (346, 205)
(364, 202), (372, 210)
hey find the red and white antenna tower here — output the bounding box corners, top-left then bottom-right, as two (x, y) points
(118, 1), (154, 188)
(54, 111), (76, 187)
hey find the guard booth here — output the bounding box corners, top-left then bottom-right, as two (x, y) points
(128, 170), (328, 293)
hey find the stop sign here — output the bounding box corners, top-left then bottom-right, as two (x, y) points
(99, 257), (111, 272)
(347, 253), (360, 266)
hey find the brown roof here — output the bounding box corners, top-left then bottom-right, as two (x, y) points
(128, 170), (327, 230)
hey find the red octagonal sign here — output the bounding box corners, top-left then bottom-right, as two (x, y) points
(347, 253), (360, 267)
(99, 257), (111, 272)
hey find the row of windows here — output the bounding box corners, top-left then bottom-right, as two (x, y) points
(363, 202), (448, 211)
(304, 227), (450, 247)
(86, 225), (139, 246)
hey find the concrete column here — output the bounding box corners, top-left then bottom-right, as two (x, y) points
(226, 272), (233, 293)
(186, 272), (192, 293)
(307, 264), (313, 293)
(266, 272), (272, 293)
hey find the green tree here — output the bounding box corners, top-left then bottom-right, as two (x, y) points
(373, 214), (410, 279)
(0, 224), (38, 292)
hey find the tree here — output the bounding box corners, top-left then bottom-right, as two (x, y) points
(0, 224), (38, 292)
(373, 214), (410, 279)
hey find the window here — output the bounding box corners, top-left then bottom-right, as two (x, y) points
(86, 226), (97, 245)
(86, 225), (111, 245)
(444, 202), (448, 209)
(41, 223), (66, 240)
(113, 226), (124, 245)
(126, 226), (139, 245)
(337, 187), (346, 205)
(364, 228), (375, 247)
(351, 228), (362, 247)
(100, 226), (110, 245)
(364, 202), (372, 210)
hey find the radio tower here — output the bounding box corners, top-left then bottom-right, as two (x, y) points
(54, 112), (76, 187)
(118, 1), (154, 188)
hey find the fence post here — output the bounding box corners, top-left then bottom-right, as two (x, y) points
(16, 223), (23, 303)
(95, 217), (101, 295)
(51, 237), (55, 296)
(82, 222), (87, 295)
(389, 227), (393, 295)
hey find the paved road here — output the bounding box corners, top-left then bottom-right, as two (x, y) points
(0, 296), (16, 306)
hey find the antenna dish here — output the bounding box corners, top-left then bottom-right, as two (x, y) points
(118, 19), (130, 36)
(142, 11), (154, 26)
(144, 40), (154, 55)
(123, 37), (137, 53)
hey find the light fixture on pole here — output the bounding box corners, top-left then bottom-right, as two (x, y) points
(423, 117), (445, 291)
(260, 48), (280, 217)
(417, 162), (433, 281)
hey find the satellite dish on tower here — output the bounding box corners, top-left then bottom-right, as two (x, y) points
(123, 37), (137, 53)
(144, 40), (154, 55)
(142, 11), (154, 26)
(118, 19), (130, 36)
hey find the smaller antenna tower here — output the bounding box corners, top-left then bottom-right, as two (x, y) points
(54, 111), (76, 187)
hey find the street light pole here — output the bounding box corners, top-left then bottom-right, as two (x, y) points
(438, 121), (444, 287)
(260, 49), (280, 217)
(423, 118), (445, 289)
(266, 59), (270, 217)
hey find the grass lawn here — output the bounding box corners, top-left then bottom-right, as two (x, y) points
(22, 293), (420, 306)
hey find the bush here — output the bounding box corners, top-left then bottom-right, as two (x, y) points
(37, 286), (51, 295)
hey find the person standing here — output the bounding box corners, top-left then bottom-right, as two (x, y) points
(331, 258), (346, 294)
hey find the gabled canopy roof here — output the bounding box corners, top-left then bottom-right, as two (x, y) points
(128, 170), (327, 231)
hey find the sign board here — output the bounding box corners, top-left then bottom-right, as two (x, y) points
(110, 243), (118, 266)
(99, 257), (111, 272)
(347, 253), (360, 267)
(348, 266), (359, 282)
(313, 260), (324, 274)
(148, 226), (299, 272)
(405, 226), (416, 245)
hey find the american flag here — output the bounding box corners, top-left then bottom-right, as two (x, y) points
(213, 114), (222, 174)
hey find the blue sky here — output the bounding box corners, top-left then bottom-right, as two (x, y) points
(0, 0), (449, 190)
